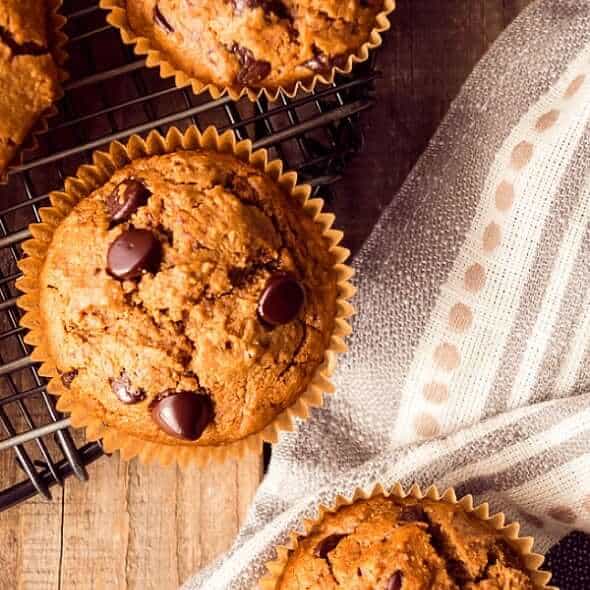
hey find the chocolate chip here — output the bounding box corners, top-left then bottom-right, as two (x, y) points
(107, 228), (161, 280)
(232, 43), (271, 86)
(303, 54), (329, 73)
(0, 25), (47, 57)
(303, 45), (347, 73)
(106, 179), (151, 224)
(398, 504), (426, 523)
(386, 571), (403, 590)
(150, 390), (213, 441)
(314, 534), (345, 559)
(60, 369), (78, 388)
(267, 0), (290, 19)
(153, 4), (174, 33)
(258, 274), (305, 327)
(111, 372), (146, 404)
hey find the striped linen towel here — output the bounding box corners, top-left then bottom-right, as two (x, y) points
(184, 1), (590, 588)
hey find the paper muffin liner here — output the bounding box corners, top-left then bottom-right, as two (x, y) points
(2, 0), (69, 183)
(260, 482), (554, 590)
(100, 0), (395, 102)
(16, 124), (355, 467)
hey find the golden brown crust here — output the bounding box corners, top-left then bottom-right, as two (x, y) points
(125, 0), (385, 92)
(39, 150), (338, 447)
(0, 0), (59, 174)
(278, 496), (535, 590)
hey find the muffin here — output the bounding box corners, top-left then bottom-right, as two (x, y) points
(35, 147), (340, 449)
(0, 0), (61, 174)
(110, 0), (393, 97)
(276, 495), (538, 589)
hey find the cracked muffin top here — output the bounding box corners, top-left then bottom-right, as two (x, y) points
(39, 150), (338, 447)
(124, 0), (386, 93)
(0, 0), (60, 174)
(277, 495), (536, 590)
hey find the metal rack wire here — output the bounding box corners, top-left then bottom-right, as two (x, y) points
(0, 0), (378, 510)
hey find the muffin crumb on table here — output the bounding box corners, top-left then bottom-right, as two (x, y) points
(277, 495), (536, 589)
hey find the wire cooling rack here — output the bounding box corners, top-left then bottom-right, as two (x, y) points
(0, 0), (378, 510)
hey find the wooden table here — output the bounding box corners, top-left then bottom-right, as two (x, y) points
(0, 2), (533, 588)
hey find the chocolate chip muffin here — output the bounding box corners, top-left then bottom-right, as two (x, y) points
(0, 0), (61, 174)
(277, 495), (536, 589)
(124, 0), (388, 93)
(39, 149), (339, 447)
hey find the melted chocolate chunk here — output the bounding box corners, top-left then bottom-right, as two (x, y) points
(314, 534), (345, 559)
(107, 229), (161, 280)
(153, 4), (174, 33)
(106, 179), (151, 224)
(150, 390), (213, 441)
(111, 372), (146, 404)
(269, 0), (290, 19)
(398, 504), (426, 523)
(258, 274), (305, 327)
(232, 43), (271, 86)
(60, 369), (78, 388)
(303, 45), (348, 73)
(386, 571), (403, 590)
(0, 25), (47, 57)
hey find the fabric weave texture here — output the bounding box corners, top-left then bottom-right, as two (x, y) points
(184, 1), (590, 587)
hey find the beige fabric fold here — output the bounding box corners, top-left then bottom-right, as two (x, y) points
(184, 1), (590, 587)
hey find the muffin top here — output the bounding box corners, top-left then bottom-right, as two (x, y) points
(0, 0), (60, 173)
(125, 0), (386, 92)
(40, 150), (338, 447)
(277, 495), (536, 590)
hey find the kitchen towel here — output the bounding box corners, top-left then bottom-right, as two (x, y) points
(184, 1), (590, 587)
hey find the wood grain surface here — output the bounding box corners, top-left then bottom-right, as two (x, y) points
(0, 1), (533, 588)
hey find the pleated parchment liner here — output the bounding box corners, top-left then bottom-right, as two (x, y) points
(5, 0), (70, 182)
(16, 125), (355, 467)
(100, 0), (396, 102)
(260, 483), (555, 590)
